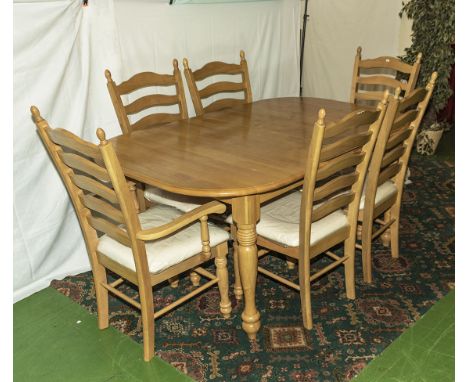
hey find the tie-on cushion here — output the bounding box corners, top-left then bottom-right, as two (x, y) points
(144, 187), (205, 213)
(97, 204), (229, 274)
(227, 191), (349, 248)
(359, 180), (398, 210)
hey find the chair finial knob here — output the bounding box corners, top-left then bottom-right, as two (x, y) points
(96, 128), (107, 144)
(427, 71), (438, 89)
(416, 52), (423, 63)
(318, 108), (326, 124)
(394, 87), (402, 99)
(183, 58), (189, 69)
(240, 50), (246, 60)
(30, 105), (43, 123)
(357, 46), (362, 56)
(104, 69), (112, 81)
(173, 58), (179, 69)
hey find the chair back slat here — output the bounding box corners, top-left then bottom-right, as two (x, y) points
(82, 194), (125, 224)
(88, 216), (131, 247)
(380, 144), (406, 169)
(386, 128), (412, 151)
(49, 128), (101, 160)
(117, 72), (176, 94)
(106, 59), (188, 134)
(391, 109), (419, 131)
(59, 152), (111, 182)
(377, 162), (402, 186)
(316, 151), (365, 181)
(125, 94), (181, 115)
(193, 61), (244, 81)
(299, 94), (388, 258)
(313, 172), (359, 203)
(71, 174), (119, 205)
(397, 87), (427, 111)
(356, 75), (405, 90)
(350, 46), (422, 105)
(183, 50), (252, 117)
(320, 131), (372, 162)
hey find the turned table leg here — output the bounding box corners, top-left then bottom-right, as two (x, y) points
(232, 195), (261, 340)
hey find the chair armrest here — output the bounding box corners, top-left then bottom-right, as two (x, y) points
(136, 201), (226, 241)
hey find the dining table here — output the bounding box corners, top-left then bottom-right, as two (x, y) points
(111, 96), (361, 340)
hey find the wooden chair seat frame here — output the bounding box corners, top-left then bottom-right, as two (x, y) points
(32, 107), (231, 361)
(183, 50), (253, 116)
(357, 72), (438, 283)
(350, 46), (422, 105)
(232, 95), (389, 329)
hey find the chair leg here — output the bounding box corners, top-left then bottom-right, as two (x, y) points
(139, 282), (155, 362)
(190, 271), (201, 287)
(298, 257), (313, 330)
(389, 206), (401, 258)
(215, 246), (232, 319)
(380, 211), (391, 247)
(361, 218), (374, 284)
(344, 239), (356, 299)
(93, 263), (109, 330)
(231, 224), (244, 301)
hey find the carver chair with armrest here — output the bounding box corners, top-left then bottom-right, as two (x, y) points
(32, 106), (231, 361)
(231, 94), (388, 329)
(183, 50), (253, 116)
(105, 60), (206, 220)
(357, 72), (438, 283)
(350, 46), (422, 106)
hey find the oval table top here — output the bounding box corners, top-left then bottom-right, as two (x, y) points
(111, 97), (359, 198)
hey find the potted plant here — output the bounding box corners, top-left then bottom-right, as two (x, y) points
(399, 0), (455, 155)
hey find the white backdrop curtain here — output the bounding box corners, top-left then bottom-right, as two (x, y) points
(13, 0), (300, 302)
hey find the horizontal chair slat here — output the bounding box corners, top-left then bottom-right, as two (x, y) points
(312, 193), (354, 222)
(356, 75), (405, 90)
(386, 128), (412, 151)
(314, 172), (358, 202)
(381, 144), (405, 169)
(193, 62), (243, 81)
(199, 81), (245, 99)
(392, 109), (419, 131)
(320, 132), (371, 162)
(60, 152), (110, 182)
(131, 113), (181, 130)
(398, 87), (428, 112)
(355, 91), (388, 102)
(71, 174), (119, 204)
(317, 150), (364, 181)
(204, 98), (245, 114)
(82, 194), (125, 224)
(117, 72), (176, 94)
(378, 162), (402, 186)
(48, 128), (100, 160)
(125, 94), (180, 115)
(324, 110), (380, 139)
(89, 216), (131, 247)
(359, 57), (414, 73)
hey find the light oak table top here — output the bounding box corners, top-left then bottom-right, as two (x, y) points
(111, 96), (360, 340)
(111, 97), (359, 198)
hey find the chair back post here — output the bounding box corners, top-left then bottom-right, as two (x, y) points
(95, 128), (150, 281)
(31, 106), (101, 271)
(173, 59), (189, 119)
(240, 50), (253, 103)
(407, 53), (423, 93)
(183, 58), (205, 116)
(349, 46), (362, 103)
(105, 70), (132, 134)
(299, 109), (327, 263)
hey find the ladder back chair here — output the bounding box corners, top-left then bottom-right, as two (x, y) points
(106, 60), (206, 217)
(183, 50), (253, 116)
(350, 46), (422, 106)
(31, 106), (231, 361)
(233, 94), (389, 329)
(357, 72), (438, 283)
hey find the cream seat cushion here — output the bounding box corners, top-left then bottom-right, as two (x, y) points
(227, 191), (349, 247)
(98, 204), (229, 274)
(144, 187), (206, 213)
(359, 180), (398, 210)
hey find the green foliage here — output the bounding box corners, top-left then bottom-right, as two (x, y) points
(400, 0), (455, 127)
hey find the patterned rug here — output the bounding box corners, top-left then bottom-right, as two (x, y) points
(51, 155), (455, 382)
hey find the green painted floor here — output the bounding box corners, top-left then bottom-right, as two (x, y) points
(13, 287), (193, 382)
(14, 287), (454, 382)
(353, 290), (455, 382)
